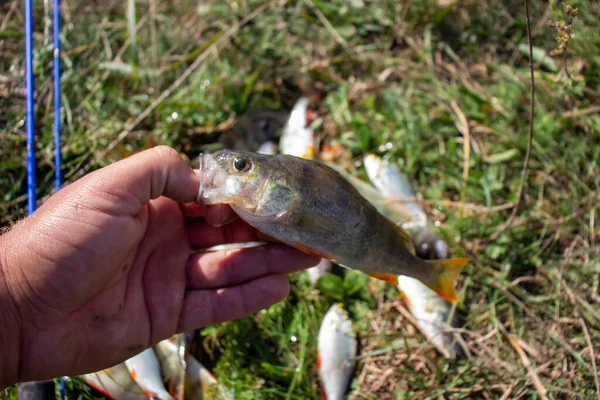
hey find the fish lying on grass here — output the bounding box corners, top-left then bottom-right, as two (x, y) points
(363, 154), (461, 357)
(81, 363), (147, 400)
(396, 275), (460, 358)
(125, 348), (174, 400)
(318, 303), (357, 400)
(155, 337), (234, 400)
(196, 150), (468, 302)
(363, 154), (448, 260)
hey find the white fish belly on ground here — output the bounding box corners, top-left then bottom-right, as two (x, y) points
(318, 303), (357, 400)
(279, 96), (316, 159)
(257, 140), (279, 155)
(397, 276), (459, 357)
(307, 258), (332, 285)
(363, 153), (459, 357)
(363, 154), (427, 228)
(80, 363), (147, 400)
(125, 348), (174, 399)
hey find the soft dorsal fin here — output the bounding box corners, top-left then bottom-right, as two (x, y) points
(390, 220), (417, 256)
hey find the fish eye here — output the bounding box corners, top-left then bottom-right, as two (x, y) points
(233, 157), (252, 172)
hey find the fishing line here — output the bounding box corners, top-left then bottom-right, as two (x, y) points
(54, 0), (66, 396)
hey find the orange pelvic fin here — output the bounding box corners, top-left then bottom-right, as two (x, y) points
(368, 273), (399, 287)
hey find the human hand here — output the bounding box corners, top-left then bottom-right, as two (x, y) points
(0, 146), (319, 389)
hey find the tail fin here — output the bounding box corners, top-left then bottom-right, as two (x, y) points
(425, 257), (468, 302)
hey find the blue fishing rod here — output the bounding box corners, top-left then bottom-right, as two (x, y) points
(19, 0), (65, 398)
(55, 0), (66, 391)
(54, 0), (62, 191)
(25, 0), (36, 214)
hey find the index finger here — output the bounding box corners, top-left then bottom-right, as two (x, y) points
(186, 218), (276, 250)
(180, 203), (238, 226)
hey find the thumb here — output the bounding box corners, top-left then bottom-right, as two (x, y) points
(82, 146), (200, 215)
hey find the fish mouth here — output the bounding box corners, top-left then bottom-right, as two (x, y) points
(196, 151), (229, 205)
(196, 153), (206, 203)
(196, 152), (217, 204)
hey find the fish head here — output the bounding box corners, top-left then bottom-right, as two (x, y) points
(196, 150), (298, 218)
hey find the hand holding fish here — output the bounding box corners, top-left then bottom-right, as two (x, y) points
(0, 146), (319, 390)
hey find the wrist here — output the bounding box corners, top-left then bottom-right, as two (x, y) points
(0, 232), (22, 390)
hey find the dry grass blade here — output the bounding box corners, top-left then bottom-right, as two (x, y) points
(303, 0), (349, 48)
(578, 314), (600, 400)
(70, 0), (276, 182)
(488, 0), (535, 242)
(507, 334), (549, 400)
(499, 379), (519, 400)
(0, 1), (17, 30)
(556, 269), (600, 400)
(450, 100), (470, 185)
(562, 105), (600, 118)
(394, 302), (453, 359)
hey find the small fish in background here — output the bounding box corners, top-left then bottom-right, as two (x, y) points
(124, 348), (174, 400)
(196, 150), (467, 302)
(318, 303), (357, 400)
(362, 154), (427, 231)
(81, 363), (147, 400)
(396, 275), (460, 358)
(218, 109), (290, 152)
(363, 153), (460, 358)
(154, 338), (234, 400)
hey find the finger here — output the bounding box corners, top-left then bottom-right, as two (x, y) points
(186, 218), (276, 249)
(180, 202), (207, 218)
(203, 204), (238, 227)
(180, 203), (238, 226)
(187, 244), (319, 289)
(83, 146), (199, 216)
(177, 274), (289, 332)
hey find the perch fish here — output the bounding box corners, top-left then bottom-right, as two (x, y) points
(196, 150), (468, 302)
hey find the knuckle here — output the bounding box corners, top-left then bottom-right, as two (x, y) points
(221, 249), (238, 285)
(151, 145), (180, 161)
(261, 247), (274, 274)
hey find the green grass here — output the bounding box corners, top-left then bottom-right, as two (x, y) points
(2, 0), (600, 398)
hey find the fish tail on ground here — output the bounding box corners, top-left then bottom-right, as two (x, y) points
(424, 257), (469, 302)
